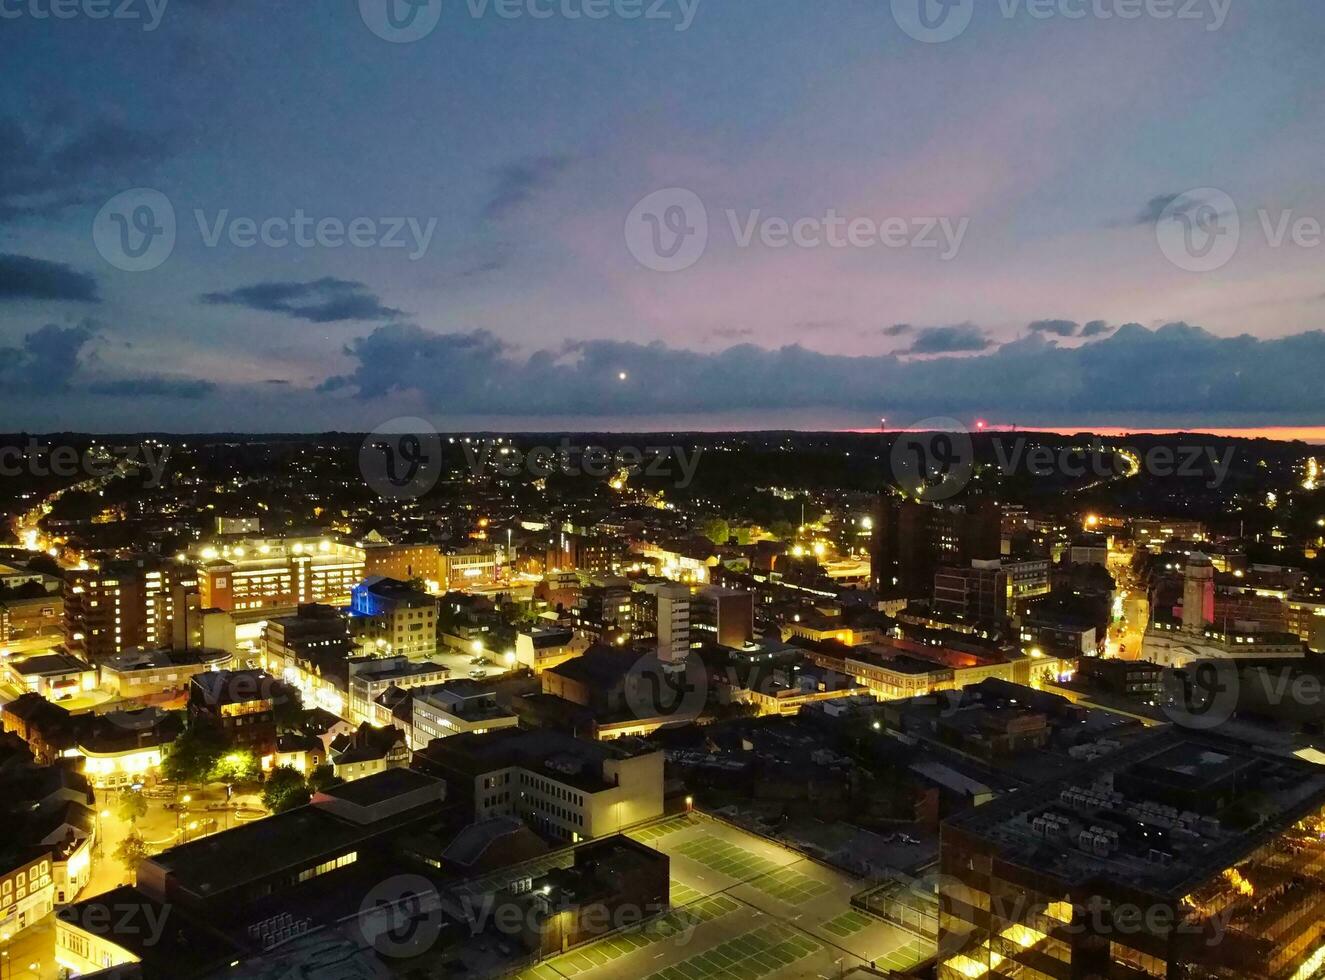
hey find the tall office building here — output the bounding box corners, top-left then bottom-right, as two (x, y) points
(873, 498), (1002, 599)
(646, 583), (691, 667)
(691, 586), (755, 647)
(64, 558), (198, 663)
(933, 559), (1009, 625)
(1182, 552), (1216, 632)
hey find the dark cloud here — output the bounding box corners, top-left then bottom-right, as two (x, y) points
(87, 377), (216, 399)
(882, 323), (914, 337)
(904, 324), (994, 355)
(318, 321), (1325, 423)
(460, 255), (508, 278)
(199, 278), (403, 323)
(1028, 319), (1079, 338)
(1132, 193), (1183, 226)
(0, 321), (96, 391)
(0, 253), (100, 303)
(1128, 191), (1234, 229)
(1081, 320), (1117, 338)
(0, 114), (172, 222)
(483, 155), (571, 220)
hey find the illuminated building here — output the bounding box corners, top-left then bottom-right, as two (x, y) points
(0, 592), (62, 645)
(348, 576), (438, 660)
(73, 707), (182, 789)
(3, 651), (96, 700)
(409, 679), (519, 746)
(0, 849), (53, 942)
(189, 537), (364, 612)
(1133, 518), (1206, 551)
(346, 654), (448, 726)
(1182, 553), (1216, 632)
(515, 626), (580, 674)
(416, 727), (664, 843)
(637, 582), (691, 667)
(188, 669), (294, 762)
(99, 646), (232, 700)
(444, 543), (499, 587)
(545, 532), (624, 576)
(261, 604), (354, 717)
(361, 539), (444, 586)
(64, 558), (198, 663)
(938, 730), (1325, 980)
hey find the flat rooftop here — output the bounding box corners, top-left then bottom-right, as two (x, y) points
(11, 651), (92, 675)
(946, 728), (1325, 897)
(148, 769), (444, 896)
(422, 728), (652, 793)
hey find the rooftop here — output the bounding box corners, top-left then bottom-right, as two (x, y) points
(946, 728), (1325, 897)
(10, 651), (93, 676)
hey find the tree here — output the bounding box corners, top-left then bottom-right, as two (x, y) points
(116, 790), (147, 826)
(115, 832), (149, 874)
(769, 520), (797, 542)
(262, 766), (310, 814)
(272, 684), (305, 733)
(699, 518), (730, 546)
(161, 724), (226, 785)
(210, 748), (261, 786)
(307, 763), (339, 793)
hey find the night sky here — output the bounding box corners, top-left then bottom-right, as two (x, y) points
(2, 0), (1323, 432)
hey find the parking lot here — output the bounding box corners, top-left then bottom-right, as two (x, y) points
(514, 813), (932, 980)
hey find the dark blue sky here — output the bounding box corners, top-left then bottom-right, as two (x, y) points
(2, 0), (1323, 431)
